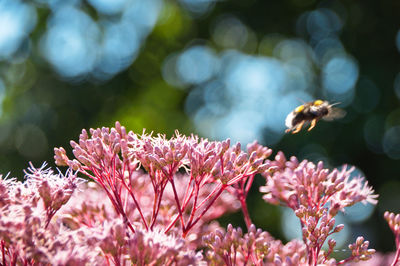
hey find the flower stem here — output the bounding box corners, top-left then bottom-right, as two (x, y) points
(239, 196), (252, 230)
(184, 184), (226, 237)
(169, 178), (186, 230)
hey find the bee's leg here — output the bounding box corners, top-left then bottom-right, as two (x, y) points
(292, 121), (305, 134)
(308, 118), (317, 131)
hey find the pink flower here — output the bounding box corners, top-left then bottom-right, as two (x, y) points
(54, 122), (273, 237)
(260, 152), (378, 265)
(0, 164), (92, 265)
(384, 211), (400, 266)
(203, 224), (310, 265)
(260, 157), (377, 211)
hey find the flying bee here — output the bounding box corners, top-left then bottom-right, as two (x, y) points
(285, 100), (346, 134)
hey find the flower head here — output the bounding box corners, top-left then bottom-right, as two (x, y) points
(55, 122), (274, 237)
(260, 152), (378, 265)
(260, 155), (378, 214)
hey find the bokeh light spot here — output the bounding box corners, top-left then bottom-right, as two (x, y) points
(122, 0), (162, 37)
(0, 79), (5, 117)
(88, 0), (128, 15)
(15, 124), (48, 159)
(214, 110), (266, 144)
(202, 80), (230, 116)
(274, 39), (312, 62)
(344, 203), (375, 224)
(212, 15), (249, 50)
(313, 37), (344, 62)
(41, 6), (99, 78)
(281, 207), (302, 241)
(383, 126), (400, 159)
(38, 0), (162, 81)
(364, 115), (385, 154)
(259, 34), (285, 56)
(0, 0), (37, 59)
(322, 55), (359, 95)
(307, 9), (343, 40)
(176, 45), (219, 85)
(184, 86), (204, 115)
(178, 0), (215, 16)
(353, 77), (380, 114)
(162, 53), (186, 88)
(223, 55), (285, 96)
(384, 109), (400, 129)
(298, 143), (328, 163)
(96, 21), (140, 78)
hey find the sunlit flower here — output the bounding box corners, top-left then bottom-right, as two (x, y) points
(203, 224), (309, 265)
(260, 152), (378, 265)
(0, 164), (94, 264)
(55, 122), (273, 237)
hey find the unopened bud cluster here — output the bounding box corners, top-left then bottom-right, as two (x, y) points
(383, 211), (400, 266)
(384, 211), (400, 237)
(348, 237), (375, 262)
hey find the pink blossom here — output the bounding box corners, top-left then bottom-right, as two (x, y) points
(260, 152), (378, 265)
(55, 122), (272, 237)
(0, 164), (93, 265)
(0, 122), (382, 265)
(203, 224), (310, 265)
(384, 211), (400, 266)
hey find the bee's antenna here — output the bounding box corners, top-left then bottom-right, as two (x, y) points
(297, 98), (306, 104)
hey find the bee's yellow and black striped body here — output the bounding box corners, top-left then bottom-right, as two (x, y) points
(285, 100), (345, 134)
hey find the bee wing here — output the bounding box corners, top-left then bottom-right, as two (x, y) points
(323, 107), (346, 121)
(285, 111), (296, 128)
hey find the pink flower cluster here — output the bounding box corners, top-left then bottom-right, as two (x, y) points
(203, 223), (308, 265)
(0, 122), (396, 265)
(54, 122), (271, 237)
(0, 163), (93, 264)
(384, 211), (400, 266)
(260, 152), (378, 265)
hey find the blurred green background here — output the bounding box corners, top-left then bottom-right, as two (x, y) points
(0, 0), (399, 255)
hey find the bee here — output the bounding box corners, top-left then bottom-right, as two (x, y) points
(285, 100), (346, 134)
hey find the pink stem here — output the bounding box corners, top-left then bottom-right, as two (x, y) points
(150, 180), (168, 229)
(240, 197), (252, 229)
(337, 256), (356, 265)
(120, 166), (149, 230)
(184, 184), (226, 237)
(244, 174), (254, 193)
(164, 214), (180, 234)
(239, 174), (255, 229)
(112, 187), (135, 233)
(185, 184), (200, 230)
(150, 190), (160, 229)
(1, 240), (6, 266)
(182, 184), (194, 210)
(181, 175), (195, 208)
(169, 178), (186, 230)
(196, 183), (222, 209)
